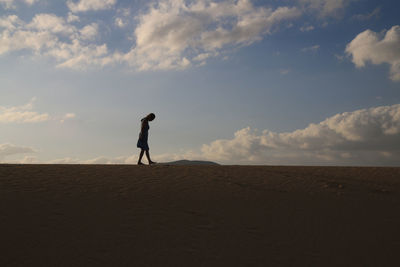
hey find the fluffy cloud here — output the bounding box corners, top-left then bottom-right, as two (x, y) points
(200, 104), (400, 165)
(0, 143), (36, 161)
(114, 7), (130, 28)
(0, 13), (108, 70)
(1, 0), (359, 71)
(115, 0), (301, 70)
(346, 25), (400, 81)
(79, 23), (98, 40)
(27, 13), (75, 35)
(0, 97), (50, 123)
(67, 0), (117, 13)
(67, 12), (80, 23)
(0, 15), (22, 30)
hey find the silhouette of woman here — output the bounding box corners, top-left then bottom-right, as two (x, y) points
(137, 113), (156, 165)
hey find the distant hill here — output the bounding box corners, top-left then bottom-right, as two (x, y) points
(160, 160), (220, 166)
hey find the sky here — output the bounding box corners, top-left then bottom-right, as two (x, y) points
(0, 0), (400, 165)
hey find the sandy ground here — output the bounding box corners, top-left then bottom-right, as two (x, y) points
(0, 164), (399, 266)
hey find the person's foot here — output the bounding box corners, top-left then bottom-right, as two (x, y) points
(149, 161), (157, 165)
(137, 162), (145, 165)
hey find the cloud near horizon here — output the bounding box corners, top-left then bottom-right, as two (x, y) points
(200, 104), (400, 165)
(0, 143), (36, 161)
(8, 104), (400, 166)
(346, 25), (400, 82)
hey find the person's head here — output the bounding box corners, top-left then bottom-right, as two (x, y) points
(146, 113), (156, 121)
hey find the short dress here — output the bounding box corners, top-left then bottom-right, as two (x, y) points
(137, 120), (150, 150)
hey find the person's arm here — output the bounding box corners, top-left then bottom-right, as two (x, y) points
(139, 120), (147, 139)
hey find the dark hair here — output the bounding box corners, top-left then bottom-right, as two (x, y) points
(147, 113), (155, 121)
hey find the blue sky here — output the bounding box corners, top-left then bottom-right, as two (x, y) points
(1, 0), (400, 165)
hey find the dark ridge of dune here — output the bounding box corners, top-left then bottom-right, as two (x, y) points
(0, 164), (400, 266)
(160, 159), (220, 165)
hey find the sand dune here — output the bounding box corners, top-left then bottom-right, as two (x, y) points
(1, 164), (399, 266)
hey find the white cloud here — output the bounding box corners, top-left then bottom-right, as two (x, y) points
(0, 0), (359, 71)
(0, 98), (76, 124)
(67, 0), (117, 13)
(67, 12), (80, 23)
(301, 44), (320, 52)
(54, 42), (108, 69)
(11, 151), (201, 165)
(17, 155), (38, 163)
(0, 15), (23, 30)
(114, 0), (301, 70)
(48, 155), (137, 164)
(300, 0), (352, 17)
(24, 0), (38, 5)
(64, 113), (76, 119)
(60, 113), (76, 123)
(0, 13), (109, 70)
(9, 104), (400, 166)
(45, 152), (197, 165)
(47, 157), (81, 164)
(114, 8), (133, 28)
(4, 155), (38, 164)
(200, 104), (400, 165)
(352, 7), (380, 21)
(346, 25), (400, 81)
(0, 97), (50, 123)
(300, 25), (314, 32)
(114, 17), (125, 28)
(0, 0), (39, 9)
(0, 29), (56, 55)
(0, 0), (15, 9)
(82, 156), (131, 164)
(0, 143), (36, 161)
(114, 8), (130, 28)
(28, 13), (75, 35)
(79, 23), (98, 40)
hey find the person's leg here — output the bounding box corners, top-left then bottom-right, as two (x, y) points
(145, 150), (156, 164)
(138, 150), (145, 165)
